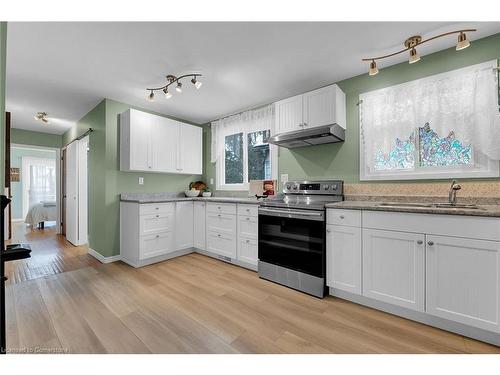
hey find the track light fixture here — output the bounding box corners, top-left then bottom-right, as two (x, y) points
(363, 29), (476, 76)
(146, 73), (202, 101)
(147, 90), (155, 101)
(34, 112), (49, 124)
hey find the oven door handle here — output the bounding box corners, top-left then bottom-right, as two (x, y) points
(258, 207), (324, 221)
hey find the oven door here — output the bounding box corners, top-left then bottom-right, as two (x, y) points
(258, 207), (325, 278)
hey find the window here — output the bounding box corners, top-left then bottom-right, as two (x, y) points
(360, 60), (500, 180)
(212, 105), (276, 190)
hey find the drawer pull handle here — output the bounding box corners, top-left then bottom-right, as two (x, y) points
(246, 208), (250, 212)
(339, 215), (345, 219)
(218, 206), (221, 209)
(156, 235), (160, 238)
(155, 207), (159, 210)
(427, 241), (434, 246)
(245, 239), (250, 243)
(156, 215), (159, 218)
(218, 214), (221, 217)
(217, 234), (221, 237)
(417, 240), (423, 245)
(246, 217), (250, 221)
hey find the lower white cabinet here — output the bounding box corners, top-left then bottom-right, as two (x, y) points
(426, 235), (500, 332)
(236, 205), (259, 267)
(362, 228), (425, 312)
(206, 210), (237, 258)
(175, 201), (194, 250)
(238, 237), (258, 266)
(193, 202), (206, 250)
(326, 224), (362, 294)
(139, 231), (175, 260)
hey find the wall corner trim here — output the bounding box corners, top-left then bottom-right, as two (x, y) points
(88, 248), (121, 264)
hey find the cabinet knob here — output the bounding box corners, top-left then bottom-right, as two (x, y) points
(218, 214), (221, 217)
(246, 208), (250, 212)
(156, 215), (159, 218)
(156, 235), (160, 238)
(155, 207), (159, 210)
(417, 240), (423, 245)
(427, 241), (434, 246)
(217, 234), (221, 237)
(339, 215), (345, 219)
(245, 239), (250, 243)
(303, 122), (308, 127)
(246, 217), (250, 221)
(326, 229), (331, 233)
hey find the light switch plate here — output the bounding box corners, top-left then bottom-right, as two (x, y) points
(138, 177), (144, 185)
(280, 174), (289, 183)
(210, 178), (214, 185)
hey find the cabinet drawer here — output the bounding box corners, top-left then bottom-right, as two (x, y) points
(140, 213), (173, 235)
(207, 202), (237, 215)
(238, 215), (258, 239)
(139, 202), (175, 216)
(237, 204), (259, 217)
(238, 237), (258, 266)
(139, 231), (175, 260)
(327, 209), (361, 227)
(207, 230), (237, 259)
(206, 212), (237, 234)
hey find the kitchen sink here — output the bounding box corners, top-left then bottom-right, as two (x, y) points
(376, 202), (482, 210)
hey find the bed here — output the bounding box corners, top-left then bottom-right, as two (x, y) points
(25, 202), (57, 229)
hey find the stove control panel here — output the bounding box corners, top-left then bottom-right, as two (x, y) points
(283, 180), (343, 195)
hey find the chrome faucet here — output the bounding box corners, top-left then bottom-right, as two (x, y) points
(448, 180), (461, 205)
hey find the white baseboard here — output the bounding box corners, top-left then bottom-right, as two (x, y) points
(88, 248), (121, 264)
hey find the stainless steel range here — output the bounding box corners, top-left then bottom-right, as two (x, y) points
(258, 180), (344, 298)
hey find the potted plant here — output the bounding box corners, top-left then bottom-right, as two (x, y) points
(202, 187), (212, 197)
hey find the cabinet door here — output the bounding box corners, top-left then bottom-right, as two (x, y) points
(275, 94), (303, 134)
(178, 124), (203, 175)
(237, 215), (258, 239)
(303, 84), (345, 129)
(129, 109), (152, 171)
(207, 231), (237, 259)
(151, 117), (178, 173)
(139, 231), (175, 260)
(193, 201), (206, 250)
(326, 224), (362, 295)
(426, 235), (500, 332)
(175, 201), (194, 250)
(363, 229), (425, 311)
(237, 237), (258, 266)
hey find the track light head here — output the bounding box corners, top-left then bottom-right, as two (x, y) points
(34, 112), (49, 124)
(456, 32), (470, 51)
(191, 76), (202, 89)
(409, 48), (421, 64)
(163, 88), (172, 99)
(176, 81), (183, 93)
(369, 60), (379, 76)
(147, 91), (155, 101)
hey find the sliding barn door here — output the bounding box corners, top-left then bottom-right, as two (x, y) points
(65, 141), (79, 245)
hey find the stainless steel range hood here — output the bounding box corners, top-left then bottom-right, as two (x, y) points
(267, 124), (345, 149)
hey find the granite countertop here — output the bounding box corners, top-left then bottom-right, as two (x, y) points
(120, 193), (261, 205)
(325, 200), (500, 218)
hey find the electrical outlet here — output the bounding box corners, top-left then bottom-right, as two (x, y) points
(280, 174), (288, 183)
(138, 177), (144, 185)
(210, 178), (214, 185)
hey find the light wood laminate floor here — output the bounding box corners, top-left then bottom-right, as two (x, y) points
(5, 252), (500, 354)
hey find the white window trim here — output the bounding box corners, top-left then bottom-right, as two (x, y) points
(216, 131), (278, 191)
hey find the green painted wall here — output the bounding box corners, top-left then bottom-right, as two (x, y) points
(0, 22), (7, 189)
(65, 99), (204, 257)
(10, 147), (56, 220)
(204, 32), (500, 191)
(11, 128), (62, 149)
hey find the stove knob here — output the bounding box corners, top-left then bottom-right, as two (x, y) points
(323, 184), (330, 190)
(331, 184), (337, 190)
(286, 184), (292, 190)
(293, 185), (298, 190)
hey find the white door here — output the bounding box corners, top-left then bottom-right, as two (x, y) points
(193, 201), (206, 250)
(326, 224), (362, 295)
(426, 235), (500, 332)
(152, 117), (178, 173)
(129, 109), (152, 171)
(65, 141), (79, 245)
(175, 201), (194, 250)
(303, 85), (337, 129)
(178, 124), (203, 175)
(77, 136), (88, 244)
(274, 94), (303, 134)
(363, 228), (425, 311)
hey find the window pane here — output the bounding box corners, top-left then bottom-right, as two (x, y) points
(374, 131), (415, 171)
(418, 123), (472, 167)
(248, 130), (271, 181)
(224, 133), (243, 184)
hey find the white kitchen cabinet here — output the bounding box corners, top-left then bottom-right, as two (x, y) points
(274, 84), (346, 134)
(175, 201), (194, 250)
(206, 205), (237, 259)
(237, 237), (258, 266)
(426, 235), (500, 332)
(362, 228), (425, 312)
(178, 123), (203, 175)
(326, 224), (362, 295)
(120, 108), (202, 175)
(236, 204), (259, 267)
(275, 94), (303, 134)
(193, 201), (206, 250)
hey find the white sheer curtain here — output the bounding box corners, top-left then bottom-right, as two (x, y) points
(22, 157), (56, 218)
(360, 60), (500, 175)
(210, 104), (275, 163)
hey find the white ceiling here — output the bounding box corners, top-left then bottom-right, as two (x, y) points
(6, 22), (500, 135)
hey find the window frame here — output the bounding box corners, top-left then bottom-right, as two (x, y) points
(216, 129), (277, 191)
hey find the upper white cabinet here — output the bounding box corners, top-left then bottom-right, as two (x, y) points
(120, 109), (202, 175)
(426, 235), (500, 332)
(362, 228), (425, 312)
(274, 84), (346, 134)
